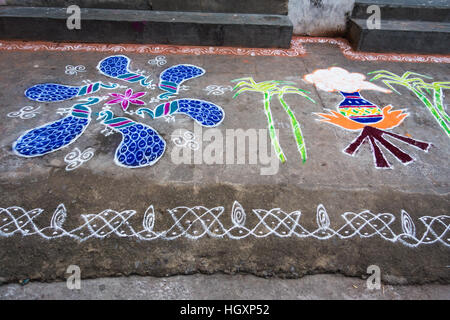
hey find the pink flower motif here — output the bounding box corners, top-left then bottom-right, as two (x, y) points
(106, 88), (146, 111)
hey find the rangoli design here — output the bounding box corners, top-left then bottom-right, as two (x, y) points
(232, 78), (315, 163)
(0, 201), (448, 247)
(97, 110), (166, 168)
(172, 130), (199, 150)
(204, 85), (233, 96)
(7, 106), (41, 119)
(25, 81), (118, 103)
(305, 67), (431, 169)
(97, 55), (152, 87)
(13, 98), (99, 157)
(14, 55), (224, 168)
(369, 70), (450, 138)
(136, 99), (224, 127)
(105, 88), (146, 112)
(2, 37), (449, 64)
(65, 64), (86, 75)
(158, 64), (205, 100)
(148, 55), (167, 67)
(64, 147), (95, 171)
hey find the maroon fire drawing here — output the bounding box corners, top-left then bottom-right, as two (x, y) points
(304, 67), (431, 169)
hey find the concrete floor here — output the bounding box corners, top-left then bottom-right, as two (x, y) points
(1, 273), (449, 300)
(0, 41), (448, 289)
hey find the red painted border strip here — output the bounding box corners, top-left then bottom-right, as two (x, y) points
(0, 37), (449, 63)
(0, 38), (305, 57)
(297, 37), (450, 64)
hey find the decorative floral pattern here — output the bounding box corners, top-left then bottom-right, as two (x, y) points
(106, 88), (146, 111)
(12, 98), (99, 157)
(305, 67), (432, 169)
(7, 106), (41, 119)
(0, 201), (448, 247)
(64, 147), (95, 171)
(13, 55), (225, 168)
(65, 65), (86, 75)
(158, 64), (204, 99)
(148, 55), (167, 67)
(25, 82), (118, 103)
(97, 110), (166, 168)
(1, 37), (449, 63)
(204, 85), (233, 95)
(137, 99), (224, 127)
(172, 130), (199, 150)
(97, 55), (152, 87)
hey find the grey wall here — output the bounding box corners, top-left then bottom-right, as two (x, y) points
(288, 0), (355, 36)
(1, 0), (355, 36)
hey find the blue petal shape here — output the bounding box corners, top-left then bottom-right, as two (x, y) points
(114, 123), (166, 168)
(158, 64), (205, 99)
(13, 115), (90, 157)
(25, 83), (80, 102)
(97, 55), (130, 78)
(177, 99), (224, 127)
(159, 64), (205, 85)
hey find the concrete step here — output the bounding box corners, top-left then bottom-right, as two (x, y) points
(1, 0), (152, 10)
(151, 0), (288, 15)
(0, 0), (289, 15)
(0, 6), (293, 48)
(352, 0), (450, 22)
(347, 18), (450, 54)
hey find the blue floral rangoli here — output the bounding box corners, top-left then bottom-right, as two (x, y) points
(14, 55), (225, 168)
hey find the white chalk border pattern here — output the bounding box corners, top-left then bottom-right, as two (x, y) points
(0, 201), (448, 247)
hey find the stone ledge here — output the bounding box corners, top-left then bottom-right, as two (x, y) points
(0, 6), (293, 48)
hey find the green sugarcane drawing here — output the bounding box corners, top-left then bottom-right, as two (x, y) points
(369, 70), (450, 137)
(231, 78), (315, 163)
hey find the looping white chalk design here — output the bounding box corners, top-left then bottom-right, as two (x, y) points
(55, 107), (73, 116)
(148, 56), (167, 67)
(164, 115), (176, 123)
(203, 85), (233, 95)
(0, 202), (448, 247)
(401, 210), (416, 237)
(146, 83), (157, 90)
(7, 106), (41, 119)
(65, 65), (86, 75)
(50, 204), (67, 228)
(172, 130), (199, 150)
(64, 147), (95, 171)
(100, 126), (115, 137)
(231, 201), (246, 227)
(142, 206), (155, 232)
(316, 204), (330, 230)
(149, 97), (161, 104)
